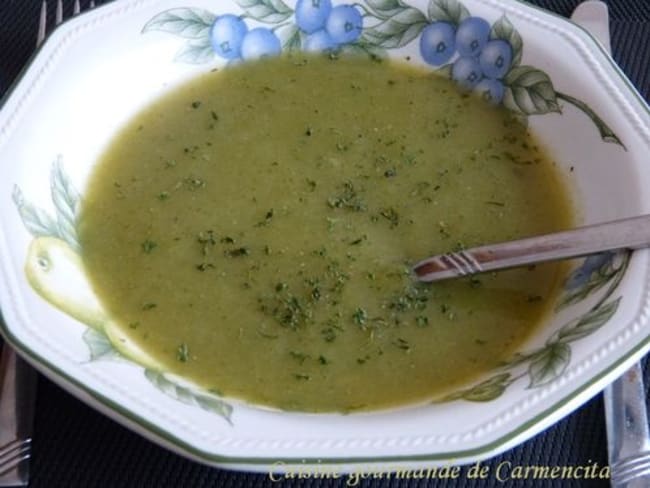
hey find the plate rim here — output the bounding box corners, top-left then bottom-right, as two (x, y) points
(0, 0), (649, 468)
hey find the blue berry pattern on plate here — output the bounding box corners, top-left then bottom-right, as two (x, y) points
(143, 0), (623, 148)
(479, 39), (512, 79)
(209, 14), (248, 59)
(419, 22), (456, 65)
(240, 27), (282, 59)
(325, 4), (363, 44)
(455, 17), (490, 57)
(451, 56), (482, 90)
(295, 0), (332, 34)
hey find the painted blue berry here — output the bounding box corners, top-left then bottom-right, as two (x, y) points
(419, 22), (456, 66)
(479, 39), (513, 79)
(295, 0), (332, 34)
(474, 78), (505, 104)
(455, 17), (490, 57)
(583, 252), (615, 271)
(303, 29), (338, 52)
(452, 56), (483, 90)
(209, 14), (248, 60)
(565, 252), (614, 289)
(325, 5), (363, 44)
(240, 28), (282, 61)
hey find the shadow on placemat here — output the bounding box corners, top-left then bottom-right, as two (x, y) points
(26, 375), (610, 488)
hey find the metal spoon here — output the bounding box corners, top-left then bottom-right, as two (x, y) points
(413, 213), (650, 282)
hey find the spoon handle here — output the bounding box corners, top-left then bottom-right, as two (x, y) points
(413, 214), (650, 282)
(604, 362), (650, 487)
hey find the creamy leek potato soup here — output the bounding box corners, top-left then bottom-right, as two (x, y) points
(79, 54), (574, 412)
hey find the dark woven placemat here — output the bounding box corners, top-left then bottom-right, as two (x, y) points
(1, 1), (648, 486)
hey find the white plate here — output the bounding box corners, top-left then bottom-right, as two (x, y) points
(0, 0), (649, 472)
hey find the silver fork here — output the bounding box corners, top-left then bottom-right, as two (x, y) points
(0, 345), (37, 486)
(37, 0), (97, 47)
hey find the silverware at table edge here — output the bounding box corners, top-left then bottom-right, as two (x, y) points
(0, 346), (37, 487)
(604, 363), (650, 487)
(415, 4), (650, 486)
(37, 0), (96, 47)
(0, 2), (102, 486)
(574, 3), (649, 488)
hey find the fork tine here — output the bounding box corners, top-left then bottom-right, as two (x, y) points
(0, 439), (30, 460)
(0, 439), (31, 477)
(0, 345), (37, 487)
(55, 0), (63, 26)
(38, 0), (92, 48)
(0, 454), (30, 478)
(36, 1), (47, 47)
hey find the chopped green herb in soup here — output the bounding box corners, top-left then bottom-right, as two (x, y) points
(79, 55), (574, 412)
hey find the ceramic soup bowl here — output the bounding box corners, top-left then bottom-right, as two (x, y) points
(0, 0), (649, 473)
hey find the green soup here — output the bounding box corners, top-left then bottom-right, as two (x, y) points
(79, 54), (574, 412)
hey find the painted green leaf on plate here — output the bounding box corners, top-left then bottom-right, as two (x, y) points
(12, 186), (59, 239)
(427, 0), (469, 25)
(366, 0), (414, 19)
(439, 373), (511, 402)
(557, 252), (627, 310)
(234, 0), (293, 24)
(50, 158), (81, 251)
(277, 23), (301, 51)
(362, 8), (428, 48)
(175, 37), (215, 64)
(504, 65), (560, 115)
(13, 160), (81, 250)
(489, 15), (523, 67)
(83, 329), (119, 361)
(528, 342), (571, 387)
(144, 369), (233, 424)
(142, 8), (215, 39)
(554, 298), (621, 344)
(340, 41), (387, 59)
